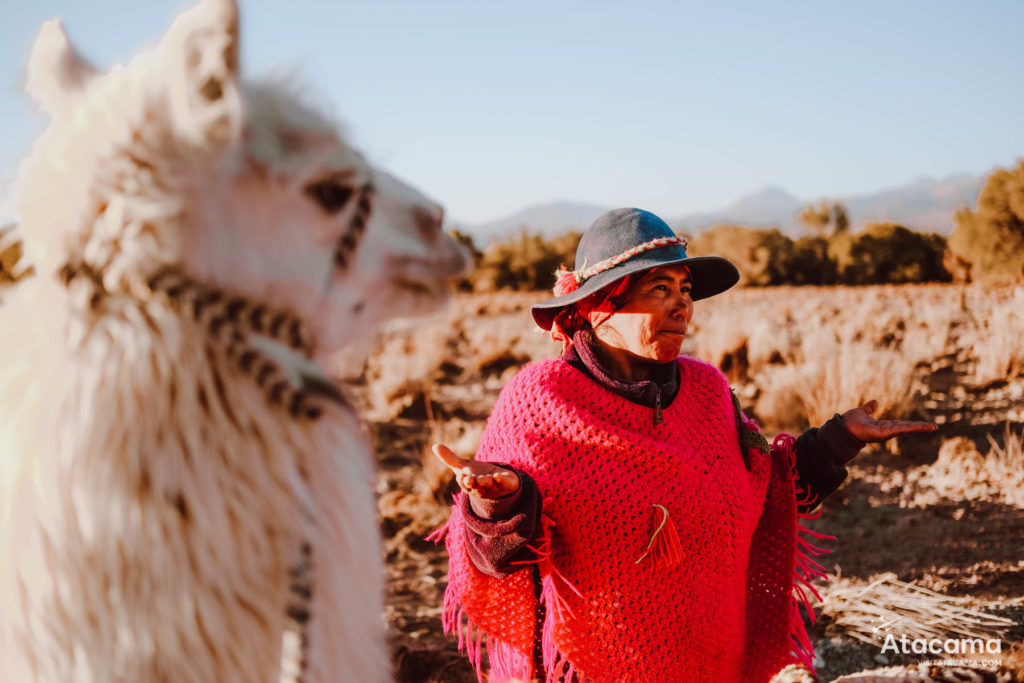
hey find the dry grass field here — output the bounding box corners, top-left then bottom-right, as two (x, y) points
(4, 266), (1018, 679)
(338, 283), (1024, 682)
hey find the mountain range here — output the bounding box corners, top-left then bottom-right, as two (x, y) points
(454, 173), (984, 244)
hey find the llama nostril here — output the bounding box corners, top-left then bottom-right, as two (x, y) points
(412, 206), (443, 243)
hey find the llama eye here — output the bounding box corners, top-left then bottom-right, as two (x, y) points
(304, 178), (354, 215)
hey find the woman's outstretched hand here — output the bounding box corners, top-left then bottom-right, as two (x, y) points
(432, 443), (521, 499)
(841, 400), (938, 443)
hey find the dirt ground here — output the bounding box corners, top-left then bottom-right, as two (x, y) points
(341, 286), (1024, 682)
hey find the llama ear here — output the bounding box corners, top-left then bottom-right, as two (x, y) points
(26, 19), (100, 116)
(160, 0), (243, 148)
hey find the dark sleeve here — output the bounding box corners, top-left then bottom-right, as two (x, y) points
(794, 413), (866, 511)
(459, 466), (542, 579)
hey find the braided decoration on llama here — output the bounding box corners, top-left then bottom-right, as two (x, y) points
(332, 185), (374, 270)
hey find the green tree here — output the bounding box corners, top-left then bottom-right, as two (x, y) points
(945, 160), (1024, 282)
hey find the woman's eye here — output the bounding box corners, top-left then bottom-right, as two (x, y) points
(304, 178), (354, 215)
(653, 284), (669, 292)
(681, 286), (692, 294)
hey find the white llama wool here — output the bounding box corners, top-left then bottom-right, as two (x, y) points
(0, 1), (468, 681)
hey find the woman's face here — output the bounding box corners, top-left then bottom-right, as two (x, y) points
(593, 264), (694, 363)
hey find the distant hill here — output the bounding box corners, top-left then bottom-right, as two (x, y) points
(671, 174), (983, 238)
(669, 185), (802, 236)
(454, 173), (985, 244)
(455, 200), (610, 245)
(838, 174), (982, 236)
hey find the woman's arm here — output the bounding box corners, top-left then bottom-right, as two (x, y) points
(432, 445), (543, 578)
(795, 400), (938, 510)
(461, 467), (542, 578)
(793, 415), (864, 511)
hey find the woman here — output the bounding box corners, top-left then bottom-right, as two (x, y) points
(432, 208), (935, 683)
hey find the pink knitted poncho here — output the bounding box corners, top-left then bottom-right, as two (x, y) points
(435, 355), (827, 683)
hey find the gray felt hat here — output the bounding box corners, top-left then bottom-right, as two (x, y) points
(531, 207), (739, 331)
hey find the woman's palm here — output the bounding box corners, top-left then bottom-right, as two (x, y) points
(432, 443), (520, 499)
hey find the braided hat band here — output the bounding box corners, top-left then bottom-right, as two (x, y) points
(553, 236), (689, 296)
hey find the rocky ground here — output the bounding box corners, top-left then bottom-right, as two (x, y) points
(337, 285), (1024, 682)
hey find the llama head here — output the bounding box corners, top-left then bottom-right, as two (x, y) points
(13, 0), (469, 356)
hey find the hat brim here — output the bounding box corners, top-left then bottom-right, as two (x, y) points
(530, 254), (740, 331)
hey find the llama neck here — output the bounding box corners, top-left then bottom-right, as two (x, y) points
(57, 260), (345, 421)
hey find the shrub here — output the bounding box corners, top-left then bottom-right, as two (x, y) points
(946, 160), (1024, 282)
(790, 236), (837, 285)
(692, 222), (948, 287)
(690, 224), (794, 286)
(468, 229), (581, 292)
(756, 331), (919, 431)
(831, 222), (950, 285)
(971, 287), (1024, 384)
(458, 219), (953, 292)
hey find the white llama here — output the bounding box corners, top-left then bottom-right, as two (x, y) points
(0, 1), (468, 681)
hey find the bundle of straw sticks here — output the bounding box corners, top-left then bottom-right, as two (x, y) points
(816, 572), (1016, 646)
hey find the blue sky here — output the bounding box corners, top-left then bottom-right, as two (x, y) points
(2, 0), (1022, 224)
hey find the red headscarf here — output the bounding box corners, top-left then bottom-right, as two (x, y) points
(549, 262), (693, 351)
(549, 273), (638, 350)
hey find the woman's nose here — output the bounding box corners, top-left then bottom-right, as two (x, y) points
(669, 292), (692, 317)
